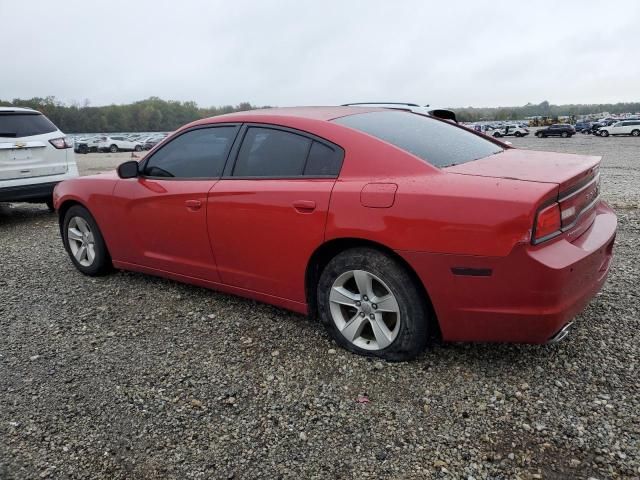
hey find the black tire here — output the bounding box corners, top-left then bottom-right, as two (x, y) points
(631, 129), (640, 137)
(493, 132), (501, 138)
(62, 205), (112, 276)
(134, 145), (143, 152)
(109, 144), (118, 153)
(600, 130), (609, 137)
(45, 198), (55, 213)
(536, 132), (545, 138)
(317, 247), (429, 361)
(514, 131), (522, 137)
(561, 132), (568, 138)
(77, 144), (89, 154)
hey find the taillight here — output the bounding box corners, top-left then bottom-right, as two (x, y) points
(533, 203), (561, 243)
(49, 137), (73, 149)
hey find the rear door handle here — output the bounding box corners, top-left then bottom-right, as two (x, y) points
(185, 199), (202, 210)
(292, 200), (316, 213)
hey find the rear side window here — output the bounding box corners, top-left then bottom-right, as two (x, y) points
(234, 127), (311, 177)
(233, 127), (344, 177)
(304, 141), (343, 176)
(333, 111), (503, 168)
(143, 126), (238, 178)
(0, 112), (58, 137)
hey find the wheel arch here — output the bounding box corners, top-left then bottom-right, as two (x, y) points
(305, 237), (441, 339)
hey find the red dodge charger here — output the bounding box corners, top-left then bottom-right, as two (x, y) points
(53, 107), (616, 360)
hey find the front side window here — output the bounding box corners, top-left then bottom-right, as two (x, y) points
(143, 126), (238, 178)
(333, 110), (503, 168)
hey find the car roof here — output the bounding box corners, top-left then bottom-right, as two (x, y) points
(205, 106), (386, 123)
(0, 106), (40, 113)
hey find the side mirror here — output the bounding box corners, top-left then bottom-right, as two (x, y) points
(117, 160), (139, 179)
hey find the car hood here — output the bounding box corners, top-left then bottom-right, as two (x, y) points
(444, 148), (601, 190)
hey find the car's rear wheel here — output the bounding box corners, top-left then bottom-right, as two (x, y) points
(561, 132), (568, 138)
(134, 145), (143, 152)
(514, 131), (522, 137)
(600, 130), (609, 137)
(109, 144), (118, 153)
(45, 198), (55, 212)
(631, 129), (640, 137)
(493, 132), (501, 137)
(536, 132), (544, 138)
(63, 205), (112, 276)
(317, 248), (429, 361)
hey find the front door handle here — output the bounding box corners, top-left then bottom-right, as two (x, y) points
(185, 199), (202, 210)
(292, 200), (316, 213)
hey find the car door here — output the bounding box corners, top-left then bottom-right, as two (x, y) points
(111, 125), (240, 281)
(207, 124), (344, 303)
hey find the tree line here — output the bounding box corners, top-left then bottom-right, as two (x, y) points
(2, 97), (639, 131)
(454, 100), (640, 122)
(0, 96), (264, 133)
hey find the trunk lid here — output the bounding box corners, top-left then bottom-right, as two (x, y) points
(446, 148), (602, 243)
(444, 148), (600, 191)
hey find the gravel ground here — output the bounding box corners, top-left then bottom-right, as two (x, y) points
(1, 135), (638, 479)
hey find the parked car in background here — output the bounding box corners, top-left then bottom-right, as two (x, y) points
(598, 120), (640, 137)
(535, 124), (575, 138)
(74, 136), (101, 154)
(588, 122), (605, 135)
(0, 107), (79, 210)
(96, 136), (144, 153)
(54, 106), (616, 360)
(490, 125), (529, 138)
(574, 121), (593, 133)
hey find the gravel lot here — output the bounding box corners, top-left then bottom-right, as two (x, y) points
(1, 134), (638, 479)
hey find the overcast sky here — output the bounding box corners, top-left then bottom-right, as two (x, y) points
(1, 0), (638, 108)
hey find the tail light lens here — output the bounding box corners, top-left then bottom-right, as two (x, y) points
(49, 137), (73, 149)
(533, 203), (561, 243)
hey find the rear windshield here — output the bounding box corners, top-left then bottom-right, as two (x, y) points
(0, 112), (58, 138)
(333, 111), (503, 167)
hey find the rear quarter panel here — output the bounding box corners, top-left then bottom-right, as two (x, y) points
(326, 143), (558, 257)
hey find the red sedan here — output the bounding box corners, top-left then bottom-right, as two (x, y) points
(53, 107), (616, 360)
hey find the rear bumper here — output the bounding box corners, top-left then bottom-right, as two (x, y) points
(0, 181), (59, 202)
(399, 201), (617, 343)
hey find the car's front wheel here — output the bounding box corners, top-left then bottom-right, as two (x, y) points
(134, 145), (143, 152)
(62, 205), (112, 276)
(109, 144), (118, 153)
(317, 248), (429, 361)
(600, 130), (609, 137)
(514, 131), (522, 137)
(561, 132), (569, 138)
(631, 129), (640, 137)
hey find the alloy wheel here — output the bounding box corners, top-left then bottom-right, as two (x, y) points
(67, 216), (96, 267)
(329, 270), (401, 350)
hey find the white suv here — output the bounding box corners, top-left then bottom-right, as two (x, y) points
(96, 136), (144, 153)
(598, 120), (640, 137)
(0, 107), (79, 210)
(490, 125), (529, 138)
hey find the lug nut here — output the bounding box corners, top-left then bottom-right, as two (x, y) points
(363, 295), (368, 301)
(356, 301), (361, 306)
(360, 312), (365, 317)
(372, 304), (377, 309)
(369, 314), (375, 319)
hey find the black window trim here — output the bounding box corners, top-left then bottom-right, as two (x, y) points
(139, 123), (242, 181)
(222, 122), (345, 180)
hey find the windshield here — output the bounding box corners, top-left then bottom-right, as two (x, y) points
(333, 111), (503, 167)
